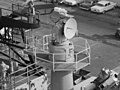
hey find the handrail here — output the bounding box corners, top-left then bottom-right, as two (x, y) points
(5, 63), (45, 90)
(10, 71), (45, 90)
(11, 61), (39, 75)
(76, 48), (90, 56)
(77, 56), (90, 63)
(12, 3), (26, 9)
(13, 63), (42, 77)
(25, 33), (91, 71)
(0, 6), (27, 17)
(12, 66), (42, 85)
(12, 3), (40, 17)
(0, 7), (12, 12)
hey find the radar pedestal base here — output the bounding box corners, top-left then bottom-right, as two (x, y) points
(48, 40), (74, 62)
(51, 71), (73, 90)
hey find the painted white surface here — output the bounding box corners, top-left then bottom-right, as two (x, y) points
(15, 75), (48, 90)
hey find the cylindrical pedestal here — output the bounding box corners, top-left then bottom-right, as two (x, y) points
(51, 71), (74, 90)
(48, 40), (74, 62)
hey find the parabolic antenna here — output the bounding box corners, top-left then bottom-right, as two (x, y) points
(64, 18), (77, 39)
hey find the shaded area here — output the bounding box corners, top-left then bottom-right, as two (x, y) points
(0, 16), (40, 29)
(34, 3), (56, 10)
(36, 53), (49, 60)
(73, 69), (90, 85)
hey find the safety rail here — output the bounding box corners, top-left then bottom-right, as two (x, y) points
(0, 7), (13, 16)
(12, 3), (24, 12)
(25, 34), (53, 52)
(25, 34), (91, 71)
(12, 3), (40, 24)
(0, 6), (29, 25)
(35, 44), (90, 71)
(0, 61), (47, 90)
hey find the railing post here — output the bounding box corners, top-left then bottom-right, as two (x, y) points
(88, 44), (91, 63)
(27, 66), (29, 82)
(26, 66), (30, 90)
(18, 3), (19, 10)
(25, 36), (27, 51)
(53, 53), (55, 71)
(86, 40), (90, 64)
(1, 76), (3, 90)
(34, 37), (37, 63)
(14, 73), (15, 90)
(27, 66), (31, 90)
(75, 54), (77, 70)
(43, 35), (45, 51)
(12, 4), (13, 13)
(85, 40), (87, 55)
(0, 8), (2, 17)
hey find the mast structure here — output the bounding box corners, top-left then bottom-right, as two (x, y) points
(27, 17), (91, 90)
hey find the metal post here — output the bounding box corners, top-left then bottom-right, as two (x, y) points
(75, 54), (77, 70)
(45, 0), (47, 14)
(53, 53), (54, 71)
(27, 66), (30, 84)
(18, 3), (20, 10)
(0, 8), (2, 17)
(27, 66), (30, 90)
(1, 76), (3, 90)
(88, 44), (91, 64)
(34, 37), (37, 63)
(85, 40), (87, 55)
(12, 4), (13, 13)
(43, 36), (45, 51)
(14, 73), (15, 90)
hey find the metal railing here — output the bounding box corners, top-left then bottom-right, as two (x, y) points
(12, 3), (40, 24)
(25, 34), (91, 71)
(0, 61), (47, 90)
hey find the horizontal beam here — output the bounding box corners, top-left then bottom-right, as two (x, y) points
(0, 16), (40, 29)
(0, 41), (25, 49)
(0, 51), (27, 66)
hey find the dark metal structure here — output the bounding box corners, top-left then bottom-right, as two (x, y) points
(0, 3), (40, 71)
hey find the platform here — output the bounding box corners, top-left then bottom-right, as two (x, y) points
(24, 35), (91, 71)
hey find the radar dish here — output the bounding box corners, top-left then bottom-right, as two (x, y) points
(64, 18), (77, 39)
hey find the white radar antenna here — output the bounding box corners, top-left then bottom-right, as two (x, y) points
(48, 17), (78, 62)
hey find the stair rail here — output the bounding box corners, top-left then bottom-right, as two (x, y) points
(0, 61), (46, 90)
